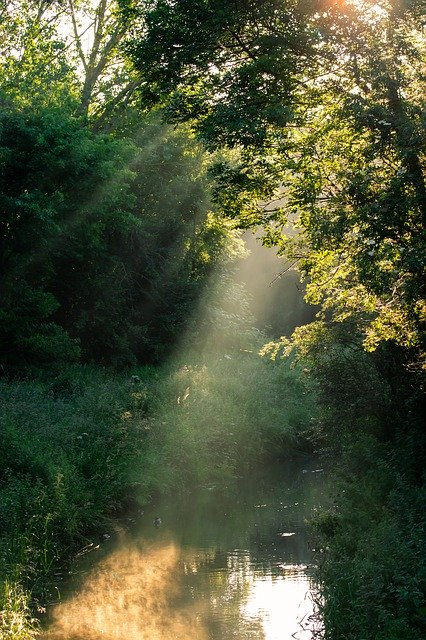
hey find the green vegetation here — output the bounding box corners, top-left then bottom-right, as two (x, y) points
(1, 1), (425, 639)
(128, 0), (425, 365)
(127, 1), (425, 637)
(133, 352), (316, 492)
(0, 350), (314, 636)
(0, 102), (233, 369)
(270, 321), (425, 639)
(0, 579), (39, 640)
(0, 367), (150, 632)
(315, 449), (425, 640)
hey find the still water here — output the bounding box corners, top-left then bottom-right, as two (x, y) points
(43, 463), (326, 640)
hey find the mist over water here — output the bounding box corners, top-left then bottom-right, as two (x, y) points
(43, 466), (326, 640)
(44, 542), (206, 640)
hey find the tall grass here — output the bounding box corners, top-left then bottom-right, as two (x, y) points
(131, 349), (317, 493)
(0, 580), (39, 640)
(0, 365), (155, 636)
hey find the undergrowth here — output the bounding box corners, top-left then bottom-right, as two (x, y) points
(0, 354), (316, 637)
(0, 365), (155, 636)
(130, 349), (317, 493)
(314, 434), (425, 640)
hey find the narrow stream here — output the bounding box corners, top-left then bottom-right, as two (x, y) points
(42, 462), (326, 640)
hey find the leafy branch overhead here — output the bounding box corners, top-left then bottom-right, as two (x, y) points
(126, 0), (426, 365)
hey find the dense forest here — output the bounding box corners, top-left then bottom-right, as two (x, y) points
(0, 1), (425, 639)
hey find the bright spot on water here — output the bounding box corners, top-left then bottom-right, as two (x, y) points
(242, 573), (314, 640)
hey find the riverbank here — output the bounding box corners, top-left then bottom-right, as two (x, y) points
(0, 365), (153, 638)
(0, 352), (316, 638)
(313, 432), (425, 640)
(293, 327), (426, 640)
(2, 346), (424, 640)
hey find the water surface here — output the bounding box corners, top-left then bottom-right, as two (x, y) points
(43, 463), (326, 640)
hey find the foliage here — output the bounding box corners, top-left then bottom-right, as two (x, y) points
(0, 0), (139, 125)
(0, 366), (153, 614)
(0, 0), (80, 110)
(0, 580), (39, 640)
(0, 0), (240, 372)
(262, 321), (400, 444)
(58, 0), (143, 125)
(314, 439), (426, 640)
(265, 320), (426, 640)
(0, 99), (234, 370)
(126, 0), (426, 366)
(0, 3), (424, 640)
(131, 313), (317, 492)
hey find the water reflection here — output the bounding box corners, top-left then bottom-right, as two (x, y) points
(45, 541), (208, 640)
(243, 573), (314, 640)
(43, 464), (325, 640)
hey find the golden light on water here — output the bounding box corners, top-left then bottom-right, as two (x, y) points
(43, 538), (318, 640)
(243, 574), (315, 640)
(44, 541), (208, 640)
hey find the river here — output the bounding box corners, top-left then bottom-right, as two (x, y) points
(42, 462), (326, 640)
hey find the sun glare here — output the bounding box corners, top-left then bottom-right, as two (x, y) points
(348, 0), (390, 19)
(242, 573), (318, 640)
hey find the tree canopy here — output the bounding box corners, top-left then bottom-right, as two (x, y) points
(126, 0), (426, 366)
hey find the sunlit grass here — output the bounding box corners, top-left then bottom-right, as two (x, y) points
(0, 580), (39, 640)
(131, 350), (316, 493)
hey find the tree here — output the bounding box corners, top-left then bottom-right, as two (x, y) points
(0, 0), (80, 108)
(64, 0), (147, 126)
(125, 0), (426, 366)
(0, 96), (235, 369)
(0, 0), (145, 128)
(0, 0), (239, 370)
